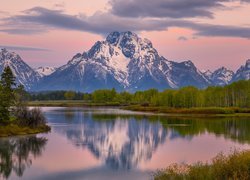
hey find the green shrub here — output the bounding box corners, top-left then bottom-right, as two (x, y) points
(155, 150), (250, 180)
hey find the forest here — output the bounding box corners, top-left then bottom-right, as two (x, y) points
(29, 80), (250, 108)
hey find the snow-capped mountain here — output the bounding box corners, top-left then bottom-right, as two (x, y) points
(202, 70), (213, 80)
(1, 32), (249, 92)
(0, 48), (40, 89)
(233, 59), (250, 81)
(34, 31), (210, 92)
(35, 66), (57, 77)
(210, 67), (234, 86)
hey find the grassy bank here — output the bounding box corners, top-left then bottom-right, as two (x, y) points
(0, 123), (51, 137)
(27, 100), (250, 115)
(27, 100), (121, 107)
(155, 150), (250, 180)
(124, 105), (250, 115)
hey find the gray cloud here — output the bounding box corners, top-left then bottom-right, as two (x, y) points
(178, 36), (188, 41)
(0, 45), (50, 51)
(110, 0), (250, 19)
(0, 7), (170, 34)
(1, 7), (250, 39)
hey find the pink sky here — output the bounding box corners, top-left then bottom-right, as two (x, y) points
(0, 0), (250, 71)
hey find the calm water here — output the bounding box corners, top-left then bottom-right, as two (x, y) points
(1, 107), (250, 180)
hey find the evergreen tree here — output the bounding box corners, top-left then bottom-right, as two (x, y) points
(0, 66), (16, 122)
(0, 84), (9, 122)
(1, 66), (16, 91)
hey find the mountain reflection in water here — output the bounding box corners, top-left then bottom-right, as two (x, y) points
(51, 108), (250, 170)
(2, 107), (250, 180)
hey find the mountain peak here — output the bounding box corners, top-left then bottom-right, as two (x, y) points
(106, 31), (121, 44)
(0, 48), (19, 60)
(211, 66), (234, 86)
(1, 48), (8, 53)
(181, 60), (195, 68)
(215, 66), (232, 73)
(0, 50), (41, 89)
(246, 59), (250, 68)
(35, 66), (57, 77)
(5, 31), (248, 92)
(106, 31), (138, 44)
(233, 59), (250, 81)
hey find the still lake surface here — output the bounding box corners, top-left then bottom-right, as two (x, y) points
(1, 107), (250, 180)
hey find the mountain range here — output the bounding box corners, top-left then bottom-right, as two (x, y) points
(0, 31), (249, 92)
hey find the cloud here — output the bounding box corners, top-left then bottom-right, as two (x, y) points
(110, 0), (250, 19)
(0, 7), (170, 35)
(178, 36), (188, 41)
(54, 2), (65, 9)
(1, 7), (250, 39)
(0, 45), (50, 51)
(0, 28), (47, 35)
(0, 11), (8, 14)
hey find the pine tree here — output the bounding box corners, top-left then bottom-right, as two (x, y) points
(0, 66), (16, 122)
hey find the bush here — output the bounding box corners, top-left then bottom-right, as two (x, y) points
(15, 107), (47, 128)
(155, 150), (250, 180)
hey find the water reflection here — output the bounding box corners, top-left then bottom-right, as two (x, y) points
(55, 117), (167, 169)
(50, 108), (250, 170)
(157, 116), (250, 144)
(0, 136), (47, 179)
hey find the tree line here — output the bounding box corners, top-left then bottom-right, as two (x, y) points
(28, 80), (250, 108)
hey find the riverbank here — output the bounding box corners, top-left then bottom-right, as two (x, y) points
(27, 100), (121, 107)
(155, 150), (250, 180)
(27, 101), (250, 116)
(124, 105), (250, 116)
(0, 124), (51, 137)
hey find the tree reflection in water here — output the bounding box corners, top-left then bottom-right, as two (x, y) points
(53, 111), (250, 170)
(0, 136), (47, 179)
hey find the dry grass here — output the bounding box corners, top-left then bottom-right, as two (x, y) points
(155, 150), (250, 180)
(0, 124), (50, 137)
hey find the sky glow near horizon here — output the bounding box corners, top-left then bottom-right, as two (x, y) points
(0, 0), (250, 71)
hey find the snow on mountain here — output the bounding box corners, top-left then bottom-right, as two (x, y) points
(233, 59), (250, 81)
(210, 67), (234, 86)
(1, 33), (249, 92)
(34, 31), (210, 92)
(0, 48), (40, 89)
(54, 117), (167, 169)
(35, 66), (57, 77)
(201, 70), (213, 79)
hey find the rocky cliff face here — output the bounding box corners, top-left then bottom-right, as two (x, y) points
(34, 31), (210, 92)
(233, 59), (250, 82)
(0, 48), (40, 89)
(1, 32), (249, 92)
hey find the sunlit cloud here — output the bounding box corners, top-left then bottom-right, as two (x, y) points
(1, 7), (250, 39)
(0, 45), (50, 51)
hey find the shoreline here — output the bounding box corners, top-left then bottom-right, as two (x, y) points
(123, 105), (250, 117)
(27, 100), (122, 107)
(27, 101), (250, 117)
(0, 124), (51, 137)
